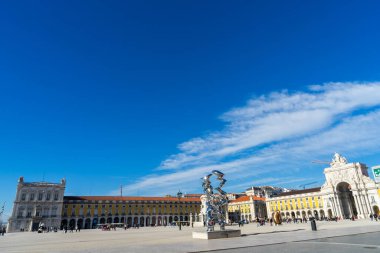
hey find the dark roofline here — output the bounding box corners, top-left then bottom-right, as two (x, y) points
(275, 187), (321, 197)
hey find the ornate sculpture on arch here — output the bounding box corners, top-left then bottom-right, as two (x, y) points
(330, 152), (348, 167)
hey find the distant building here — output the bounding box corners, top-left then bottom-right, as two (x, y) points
(61, 195), (201, 229)
(228, 195), (267, 222)
(7, 177), (201, 232)
(7, 177), (66, 232)
(266, 153), (380, 220)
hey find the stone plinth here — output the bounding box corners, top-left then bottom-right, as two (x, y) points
(192, 222), (204, 228)
(192, 229), (241, 239)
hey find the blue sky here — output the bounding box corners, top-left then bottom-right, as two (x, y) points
(1, 1), (380, 220)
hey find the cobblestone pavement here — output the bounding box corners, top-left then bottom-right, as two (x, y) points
(1, 220), (380, 253)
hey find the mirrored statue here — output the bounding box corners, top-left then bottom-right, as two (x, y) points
(202, 170), (228, 232)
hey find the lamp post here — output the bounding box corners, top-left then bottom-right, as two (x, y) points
(177, 190), (183, 230)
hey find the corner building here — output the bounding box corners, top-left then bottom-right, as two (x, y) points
(7, 177), (66, 232)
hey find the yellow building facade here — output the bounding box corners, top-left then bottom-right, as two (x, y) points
(61, 196), (201, 229)
(267, 188), (325, 220)
(227, 195), (267, 222)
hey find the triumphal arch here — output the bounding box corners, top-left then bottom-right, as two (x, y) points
(321, 153), (379, 219)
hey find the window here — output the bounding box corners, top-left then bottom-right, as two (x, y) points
(54, 192), (59, 201)
(17, 207), (24, 217)
(51, 207), (57, 217)
(46, 192), (51, 201)
(21, 193), (26, 201)
(30, 193), (35, 201)
(38, 192), (43, 201)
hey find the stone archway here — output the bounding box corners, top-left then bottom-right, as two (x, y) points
(85, 218), (91, 229)
(319, 210), (325, 219)
(145, 217), (150, 226)
(336, 182), (357, 219)
(92, 218), (98, 228)
(69, 219), (76, 229)
(327, 209), (333, 218)
(313, 210), (319, 220)
(77, 219), (83, 229)
(61, 219), (68, 230)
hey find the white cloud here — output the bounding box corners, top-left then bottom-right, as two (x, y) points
(116, 82), (380, 196)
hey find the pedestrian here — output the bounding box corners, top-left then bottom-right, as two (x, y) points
(374, 214), (378, 221)
(370, 213), (373, 221)
(2, 227), (6, 236)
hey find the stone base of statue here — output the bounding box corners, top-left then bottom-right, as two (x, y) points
(192, 222), (205, 228)
(192, 229), (241, 240)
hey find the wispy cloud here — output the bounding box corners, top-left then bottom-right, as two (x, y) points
(114, 82), (380, 196)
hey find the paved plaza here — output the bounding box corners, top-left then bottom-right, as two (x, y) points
(1, 220), (380, 253)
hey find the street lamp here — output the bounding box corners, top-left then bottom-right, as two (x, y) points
(177, 190), (183, 230)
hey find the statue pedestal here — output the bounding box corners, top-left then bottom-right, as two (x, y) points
(192, 222), (204, 228)
(192, 230), (241, 240)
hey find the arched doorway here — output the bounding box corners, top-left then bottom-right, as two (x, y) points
(139, 217), (144, 227)
(319, 210), (325, 219)
(336, 182), (357, 219)
(169, 216), (173, 224)
(133, 217), (138, 225)
(121, 217), (125, 224)
(301, 211), (306, 218)
(61, 219), (68, 230)
(92, 218), (98, 228)
(152, 216), (156, 226)
(127, 217), (132, 226)
(107, 217), (112, 224)
(145, 217), (150, 226)
(77, 219), (83, 229)
(114, 217), (119, 223)
(158, 216), (162, 226)
(313, 210), (319, 220)
(85, 218), (91, 229)
(327, 209), (333, 218)
(373, 205), (379, 215)
(99, 217), (105, 224)
(69, 219), (75, 229)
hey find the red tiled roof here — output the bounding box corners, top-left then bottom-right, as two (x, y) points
(230, 195), (266, 203)
(63, 196), (201, 202)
